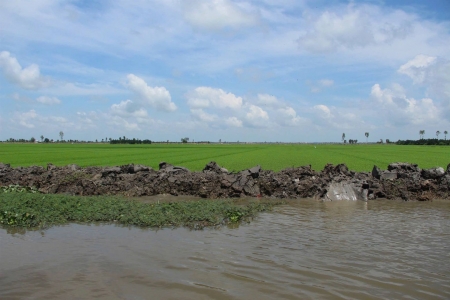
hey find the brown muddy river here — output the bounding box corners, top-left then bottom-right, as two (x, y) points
(1, 199), (449, 299)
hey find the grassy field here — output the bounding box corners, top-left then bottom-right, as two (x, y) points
(0, 143), (448, 172)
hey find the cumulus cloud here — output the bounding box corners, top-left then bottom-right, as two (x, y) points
(256, 93), (281, 107)
(299, 5), (413, 53)
(314, 104), (333, 119)
(182, 0), (259, 31)
(225, 116), (243, 127)
(0, 51), (50, 89)
(12, 109), (71, 129)
(398, 54), (437, 83)
(275, 106), (305, 126)
(190, 108), (217, 122)
(245, 104), (269, 127)
(36, 96), (61, 105)
(127, 74), (176, 112)
(187, 87), (243, 109)
(312, 104), (364, 130)
(398, 55), (450, 107)
(110, 100), (148, 118)
(370, 83), (439, 125)
(108, 116), (141, 131)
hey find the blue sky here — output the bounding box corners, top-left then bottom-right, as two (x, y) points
(1, 0), (449, 142)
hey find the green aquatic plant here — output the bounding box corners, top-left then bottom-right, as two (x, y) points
(0, 193), (281, 229)
(0, 184), (39, 194)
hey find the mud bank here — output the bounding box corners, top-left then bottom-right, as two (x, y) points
(1, 161), (449, 201)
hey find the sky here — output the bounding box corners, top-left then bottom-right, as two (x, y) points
(1, 0), (450, 143)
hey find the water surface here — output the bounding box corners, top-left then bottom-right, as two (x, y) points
(1, 199), (449, 299)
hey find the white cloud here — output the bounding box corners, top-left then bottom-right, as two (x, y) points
(108, 116), (141, 131)
(12, 109), (71, 129)
(110, 100), (148, 118)
(14, 110), (38, 128)
(314, 104), (333, 119)
(398, 55), (450, 107)
(36, 96), (61, 105)
(299, 5), (413, 53)
(370, 83), (439, 125)
(187, 87), (243, 109)
(127, 74), (176, 112)
(190, 108), (217, 122)
(182, 0), (259, 31)
(398, 54), (437, 83)
(225, 116), (243, 127)
(275, 106), (305, 126)
(0, 51), (50, 89)
(245, 104), (269, 127)
(256, 93), (281, 107)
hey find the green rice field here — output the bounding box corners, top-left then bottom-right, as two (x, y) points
(0, 143), (448, 172)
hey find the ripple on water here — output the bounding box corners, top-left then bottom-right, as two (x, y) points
(1, 199), (449, 299)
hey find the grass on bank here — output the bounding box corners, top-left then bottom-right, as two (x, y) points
(0, 193), (279, 229)
(1, 143), (449, 172)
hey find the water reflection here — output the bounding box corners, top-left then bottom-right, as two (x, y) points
(1, 200), (449, 299)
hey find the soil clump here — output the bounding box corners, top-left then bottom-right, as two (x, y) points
(0, 161), (449, 201)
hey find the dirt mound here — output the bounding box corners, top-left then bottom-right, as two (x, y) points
(0, 161), (449, 201)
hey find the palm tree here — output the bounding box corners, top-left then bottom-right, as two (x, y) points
(40, 135), (44, 142)
(365, 132), (369, 143)
(419, 130), (425, 139)
(59, 131), (64, 141)
(342, 133), (345, 143)
(436, 130), (440, 139)
(444, 131), (448, 140)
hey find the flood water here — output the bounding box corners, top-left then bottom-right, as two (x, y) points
(1, 199), (449, 299)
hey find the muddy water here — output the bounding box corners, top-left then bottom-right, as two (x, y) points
(1, 200), (449, 300)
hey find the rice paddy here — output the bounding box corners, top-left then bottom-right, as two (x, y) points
(0, 143), (448, 172)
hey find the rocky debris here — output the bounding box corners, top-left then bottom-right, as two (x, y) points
(0, 161), (448, 201)
(422, 167), (445, 179)
(203, 161), (228, 174)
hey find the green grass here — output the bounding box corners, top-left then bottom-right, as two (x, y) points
(0, 143), (448, 172)
(0, 193), (279, 229)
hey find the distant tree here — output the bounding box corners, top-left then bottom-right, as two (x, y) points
(445, 130), (448, 140)
(342, 133), (345, 143)
(436, 130), (440, 139)
(30, 137), (36, 143)
(59, 131), (64, 141)
(219, 139), (221, 143)
(344, 139), (347, 144)
(419, 130), (425, 139)
(365, 132), (369, 143)
(181, 137), (189, 143)
(40, 135), (44, 142)
(44, 138), (50, 143)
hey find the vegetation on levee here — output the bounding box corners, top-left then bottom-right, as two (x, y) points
(0, 143), (449, 172)
(0, 192), (279, 229)
(396, 139), (450, 146)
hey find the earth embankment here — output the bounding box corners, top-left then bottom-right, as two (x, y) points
(1, 161), (449, 201)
